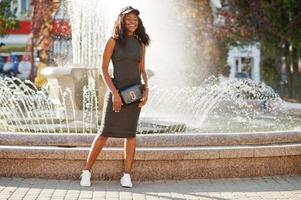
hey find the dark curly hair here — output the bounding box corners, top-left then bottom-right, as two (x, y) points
(112, 12), (150, 47)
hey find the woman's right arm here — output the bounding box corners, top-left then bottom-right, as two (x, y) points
(101, 38), (123, 112)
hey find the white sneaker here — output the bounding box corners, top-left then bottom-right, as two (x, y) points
(80, 170), (91, 187)
(120, 173), (133, 188)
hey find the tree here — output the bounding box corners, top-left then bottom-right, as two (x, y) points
(29, 0), (60, 87)
(0, 0), (19, 37)
(31, 0), (60, 63)
(215, 0), (301, 100)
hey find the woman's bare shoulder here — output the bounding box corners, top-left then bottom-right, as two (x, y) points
(105, 37), (116, 50)
(107, 37), (116, 45)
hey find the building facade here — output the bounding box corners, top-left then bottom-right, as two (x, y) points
(1, 0), (32, 51)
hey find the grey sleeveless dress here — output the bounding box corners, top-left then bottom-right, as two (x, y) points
(99, 36), (142, 138)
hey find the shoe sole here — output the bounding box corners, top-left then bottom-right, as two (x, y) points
(80, 182), (91, 187)
(81, 184), (91, 187)
(121, 182), (133, 188)
(121, 185), (132, 188)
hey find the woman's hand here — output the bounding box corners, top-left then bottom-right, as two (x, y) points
(138, 89), (148, 107)
(112, 91), (123, 112)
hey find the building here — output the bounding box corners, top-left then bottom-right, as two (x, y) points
(0, 0), (32, 79)
(227, 44), (261, 83)
(0, 0), (32, 53)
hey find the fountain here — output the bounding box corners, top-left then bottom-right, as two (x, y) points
(0, 0), (300, 180)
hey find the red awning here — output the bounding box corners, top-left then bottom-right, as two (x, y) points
(7, 20), (32, 34)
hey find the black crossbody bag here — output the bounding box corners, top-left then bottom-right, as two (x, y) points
(119, 84), (144, 105)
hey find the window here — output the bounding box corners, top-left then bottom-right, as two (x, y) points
(10, 0), (31, 19)
(21, 0), (28, 15)
(10, 0), (18, 16)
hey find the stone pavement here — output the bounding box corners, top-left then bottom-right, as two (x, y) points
(0, 175), (300, 200)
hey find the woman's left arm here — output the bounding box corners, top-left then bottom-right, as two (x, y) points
(138, 44), (148, 107)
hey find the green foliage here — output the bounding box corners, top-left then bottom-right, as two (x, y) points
(261, 57), (281, 90)
(217, 0), (301, 51)
(0, 0), (19, 37)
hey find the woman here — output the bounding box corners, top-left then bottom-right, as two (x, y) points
(80, 6), (150, 188)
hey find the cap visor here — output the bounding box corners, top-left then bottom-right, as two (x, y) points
(122, 9), (140, 15)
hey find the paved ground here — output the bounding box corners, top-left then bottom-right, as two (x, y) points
(0, 175), (300, 200)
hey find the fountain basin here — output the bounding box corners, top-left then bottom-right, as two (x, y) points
(0, 131), (300, 180)
(41, 66), (106, 115)
(1, 131), (301, 147)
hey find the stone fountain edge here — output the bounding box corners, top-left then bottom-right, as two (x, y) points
(0, 130), (300, 147)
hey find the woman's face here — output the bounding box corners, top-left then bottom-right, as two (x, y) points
(124, 12), (138, 34)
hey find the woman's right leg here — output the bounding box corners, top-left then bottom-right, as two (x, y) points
(84, 134), (108, 171)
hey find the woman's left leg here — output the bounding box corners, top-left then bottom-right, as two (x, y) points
(120, 136), (136, 187)
(124, 137), (136, 173)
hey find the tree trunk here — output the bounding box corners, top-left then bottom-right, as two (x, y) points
(285, 43), (293, 98)
(291, 46), (299, 100)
